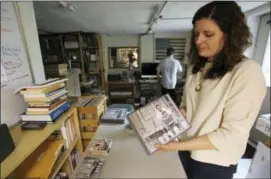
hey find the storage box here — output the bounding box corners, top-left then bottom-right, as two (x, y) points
(256, 114), (270, 137)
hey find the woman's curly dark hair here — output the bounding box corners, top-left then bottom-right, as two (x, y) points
(188, 1), (252, 79)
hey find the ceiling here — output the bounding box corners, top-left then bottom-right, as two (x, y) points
(34, 1), (268, 35)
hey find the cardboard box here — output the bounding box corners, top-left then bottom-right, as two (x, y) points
(256, 114), (270, 137)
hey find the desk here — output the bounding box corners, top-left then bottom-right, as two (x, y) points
(88, 123), (186, 178)
(108, 80), (136, 104)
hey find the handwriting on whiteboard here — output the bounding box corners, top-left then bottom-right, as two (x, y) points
(1, 45), (29, 88)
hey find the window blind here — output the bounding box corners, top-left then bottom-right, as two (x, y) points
(155, 38), (186, 61)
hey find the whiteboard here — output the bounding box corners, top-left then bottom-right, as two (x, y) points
(1, 2), (33, 126)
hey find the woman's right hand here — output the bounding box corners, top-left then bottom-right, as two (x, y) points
(180, 106), (187, 118)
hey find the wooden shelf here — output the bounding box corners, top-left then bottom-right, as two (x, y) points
(69, 95), (106, 150)
(49, 136), (80, 179)
(39, 33), (106, 93)
(110, 95), (133, 99)
(49, 150), (69, 179)
(1, 108), (81, 178)
(64, 47), (80, 50)
(86, 47), (98, 49)
(89, 71), (100, 74)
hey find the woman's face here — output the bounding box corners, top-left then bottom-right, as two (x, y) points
(194, 18), (225, 59)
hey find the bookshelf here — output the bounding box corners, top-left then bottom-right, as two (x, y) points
(49, 135), (80, 178)
(69, 95), (107, 150)
(39, 32), (106, 95)
(1, 108), (83, 179)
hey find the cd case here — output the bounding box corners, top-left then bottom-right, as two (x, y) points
(128, 94), (190, 155)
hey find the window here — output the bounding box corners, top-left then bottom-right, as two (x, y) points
(262, 32), (270, 87)
(108, 47), (139, 69)
(155, 38), (186, 61)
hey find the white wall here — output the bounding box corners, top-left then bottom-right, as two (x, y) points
(249, 13), (271, 144)
(244, 15), (260, 59)
(140, 34), (154, 63)
(244, 2), (270, 60)
(17, 2), (45, 83)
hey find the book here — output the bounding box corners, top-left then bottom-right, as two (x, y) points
(61, 125), (70, 148)
(60, 118), (76, 149)
(75, 97), (93, 107)
(101, 108), (127, 124)
(21, 82), (65, 94)
(27, 97), (67, 112)
(66, 119), (73, 143)
(14, 78), (68, 94)
(26, 98), (67, 115)
(71, 149), (80, 169)
(27, 95), (67, 107)
(128, 94), (190, 155)
(69, 118), (76, 141)
(21, 102), (70, 122)
(24, 89), (68, 102)
(20, 86), (66, 98)
(85, 139), (113, 157)
(14, 140), (65, 178)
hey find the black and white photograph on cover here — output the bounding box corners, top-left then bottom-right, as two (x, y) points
(128, 94), (190, 155)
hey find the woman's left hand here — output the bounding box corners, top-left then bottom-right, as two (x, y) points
(155, 141), (181, 153)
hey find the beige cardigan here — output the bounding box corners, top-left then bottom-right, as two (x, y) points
(180, 59), (266, 166)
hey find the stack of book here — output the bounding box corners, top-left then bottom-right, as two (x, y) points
(16, 78), (70, 123)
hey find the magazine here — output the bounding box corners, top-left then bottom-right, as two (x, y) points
(128, 94), (190, 155)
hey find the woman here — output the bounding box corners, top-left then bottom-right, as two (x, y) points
(155, 1), (266, 179)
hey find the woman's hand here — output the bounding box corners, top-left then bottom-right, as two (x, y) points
(155, 141), (181, 153)
(155, 135), (216, 153)
(180, 106), (187, 118)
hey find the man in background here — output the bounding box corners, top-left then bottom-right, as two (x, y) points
(156, 47), (183, 103)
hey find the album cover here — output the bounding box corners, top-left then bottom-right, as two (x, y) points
(128, 94), (190, 155)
